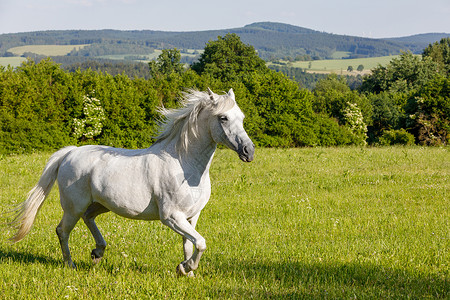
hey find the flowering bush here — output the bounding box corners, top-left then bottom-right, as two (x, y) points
(342, 102), (368, 145)
(73, 95), (105, 140)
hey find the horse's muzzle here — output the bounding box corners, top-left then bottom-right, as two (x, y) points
(239, 143), (255, 162)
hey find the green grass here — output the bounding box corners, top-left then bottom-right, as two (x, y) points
(8, 45), (89, 57)
(98, 49), (202, 63)
(0, 57), (27, 68)
(268, 55), (410, 74)
(0, 147), (448, 298)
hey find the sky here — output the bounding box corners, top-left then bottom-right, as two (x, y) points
(0, 0), (449, 38)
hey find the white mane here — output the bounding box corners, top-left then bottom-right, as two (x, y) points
(155, 89), (236, 154)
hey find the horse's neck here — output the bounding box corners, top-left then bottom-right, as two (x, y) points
(182, 138), (217, 175)
(180, 133), (217, 176)
(160, 130), (216, 183)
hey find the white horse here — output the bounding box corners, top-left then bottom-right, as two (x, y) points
(9, 88), (255, 276)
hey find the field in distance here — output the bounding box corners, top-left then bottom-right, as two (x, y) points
(1, 45), (202, 68)
(8, 44), (90, 57)
(269, 55), (405, 75)
(0, 57), (27, 68)
(2, 43), (412, 75)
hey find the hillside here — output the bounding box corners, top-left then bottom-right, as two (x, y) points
(1, 22), (448, 61)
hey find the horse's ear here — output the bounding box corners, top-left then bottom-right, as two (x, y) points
(227, 88), (235, 100)
(207, 87), (216, 102)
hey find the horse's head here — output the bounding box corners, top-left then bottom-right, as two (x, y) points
(207, 88), (255, 162)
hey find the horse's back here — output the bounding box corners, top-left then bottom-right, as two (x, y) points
(57, 145), (162, 219)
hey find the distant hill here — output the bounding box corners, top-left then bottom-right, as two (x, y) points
(385, 33), (450, 51)
(1, 22), (448, 61)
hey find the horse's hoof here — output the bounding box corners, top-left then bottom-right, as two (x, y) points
(65, 261), (77, 269)
(91, 249), (103, 264)
(176, 263), (187, 276)
(186, 271), (195, 277)
(176, 263), (195, 277)
(92, 257), (102, 264)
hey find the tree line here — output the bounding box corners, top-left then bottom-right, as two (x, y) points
(2, 22), (444, 61)
(1, 34), (448, 154)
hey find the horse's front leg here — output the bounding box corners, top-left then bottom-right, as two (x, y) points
(182, 213), (200, 262)
(161, 211), (206, 276)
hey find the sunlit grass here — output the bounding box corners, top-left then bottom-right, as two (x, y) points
(0, 147), (448, 298)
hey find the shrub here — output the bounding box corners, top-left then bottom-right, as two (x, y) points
(313, 114), (360, 146)
(378, 129), (415, 146)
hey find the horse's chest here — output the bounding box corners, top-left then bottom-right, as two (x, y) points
(159, 179), (210, 218)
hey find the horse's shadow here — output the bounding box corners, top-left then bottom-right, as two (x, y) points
(206, 255), (449, 298)
(0, 247), (92, 270)
(0, 248), (56, 265)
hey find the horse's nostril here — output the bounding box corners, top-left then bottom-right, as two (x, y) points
(243, 145), (249, 155)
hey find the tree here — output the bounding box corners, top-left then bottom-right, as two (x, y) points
(357, 64), (364, 72)
(347, 65), (354, 72)
(360, 51), (438, 94)
(191, 33), (267, 82)
(423, 37), (450, 75)
(313, 74), (372, 144)
(148, 48), (184, 78)
(405, 75), (450, 145)
(367, 92), (401, 143)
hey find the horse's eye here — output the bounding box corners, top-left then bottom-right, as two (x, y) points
(219, 115), (228, 122)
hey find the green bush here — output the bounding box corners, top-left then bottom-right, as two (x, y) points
(378, 129), (415, 146)
(313, 114), (360, 146)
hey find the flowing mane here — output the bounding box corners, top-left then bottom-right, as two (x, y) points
(155, 89), (236, 153)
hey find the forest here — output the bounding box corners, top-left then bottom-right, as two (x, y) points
(2, 22), (448, 61)
(0, 34), (449, 154)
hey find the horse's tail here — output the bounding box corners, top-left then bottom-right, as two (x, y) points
(9, 146), (77, 243)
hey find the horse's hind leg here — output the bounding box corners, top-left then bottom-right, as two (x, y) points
(82, 202), (110, 264)
(56, 212), (81, 269)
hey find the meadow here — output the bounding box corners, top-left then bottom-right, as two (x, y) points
(0, 147), (448, 299)
(0, 57), (27, 68)
(8, 45), (89, 57)
(269, 55), (404, 75)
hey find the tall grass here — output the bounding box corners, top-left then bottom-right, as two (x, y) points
(0, 147), (448, 299)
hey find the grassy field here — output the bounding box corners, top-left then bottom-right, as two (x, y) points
(0, 147), (448, 299)
(0, 57), (27, 68)
(8, 45), (89, 57)
(98, 49), (202, 63)
(2, 43), (400, 74)
(268, 55), (406, 75)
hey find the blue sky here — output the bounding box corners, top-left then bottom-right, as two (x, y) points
(0, 0), (449, 37)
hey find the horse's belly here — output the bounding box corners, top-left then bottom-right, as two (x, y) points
(106, 198), (160, 220)
(91, 168), (160, 220)
(95, 189), (160, 220)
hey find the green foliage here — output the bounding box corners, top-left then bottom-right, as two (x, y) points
(0, 59), (162, 153)
(367, 92), (402, 143)
(405, 75), (450, 145)
(378, 129), (415, 146)
(2, 34), (448, 153)
(423, 37), (450, 75)
(312, 114), (360, 146)
(240, 71), (317, 147)
(192, 33), (267, 82)
(361, 52), (438, 94)
(361, 49), (449, 145)
(0, 59), (75, 153)
(312, 74), (372, 144)
(148, 48), (184, 78)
